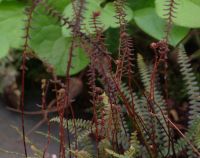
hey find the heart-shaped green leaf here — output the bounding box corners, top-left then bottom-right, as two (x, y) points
(30, 8), (89, 76)
(134, 8), (189, 46)
(0, 1), (25, 58)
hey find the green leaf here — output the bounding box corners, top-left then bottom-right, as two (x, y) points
(191, 0), (200, 5)
(0, 0), (16, 3)
(46, 0), (70, 11)
(30, 11), (89, 76)
(155, 0), (200, 28)
(105, 28), (119, 54)
(133, 8), (189, 46)
(62, 0), (133, 37)
(127, 0), (154, 10)
(0, 35), (9, 58)
(0, 1), (25, 58)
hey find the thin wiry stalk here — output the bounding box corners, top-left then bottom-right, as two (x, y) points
(151, 112), (200, 157)
(49, 68), (67, 158)
(41, 79), (50, 158)
(21, 0), (40, 156)
(56, 88), (66, 158)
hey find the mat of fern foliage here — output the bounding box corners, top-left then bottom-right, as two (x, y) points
(0, 0), (199, 158)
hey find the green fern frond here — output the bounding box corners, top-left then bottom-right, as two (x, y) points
(96, 92), (130, 149)
(50, 117), (93, 152)
(186, 117), (200, 158)
(120, 83), (151, 130)
(124, 146), (137, 157)
(36, 130), (94, 156)
(98, 138), (112, 158)
(130, 132), (140, 153)
(72, 129), (92, 147)
(69, 149), (93, 158)
(177, 46), (200, 125)
(137, 53), (169, 149)
(120, 83), (140, 108)
(172, 117), (200, 156)
(105, 132), (139, 158)
(105, 146), (137, 158)
(194, 131), (200, 149)
(137, 53), (151, 90)
(193, 117), (200, 152)
(118, 113), (130, 149)
(65, 136), (94, 157)
(105, 148), (125, 158)
(50, 117), (92, 132)
(77, 136), (94, 156)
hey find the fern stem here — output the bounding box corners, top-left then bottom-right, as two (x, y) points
(21, 1), (39, 156)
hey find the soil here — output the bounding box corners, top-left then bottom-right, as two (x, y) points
(0, 94), (60, 158)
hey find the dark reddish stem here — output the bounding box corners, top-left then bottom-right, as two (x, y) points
(21, 51), (27, 157)
(21, 2), (38, 156)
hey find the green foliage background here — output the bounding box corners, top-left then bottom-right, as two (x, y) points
(0, 0), (199, 75)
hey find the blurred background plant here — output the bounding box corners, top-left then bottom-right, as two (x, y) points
(0, 0), (199, 76)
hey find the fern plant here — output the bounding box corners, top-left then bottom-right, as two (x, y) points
(136, 51), (200, 157)
(1, 40), (200, 158)
(7, 49), (198, 157)
(0, 0), (200, 158)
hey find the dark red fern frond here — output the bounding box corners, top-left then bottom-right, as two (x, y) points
(83, 13), (123, 147)
(87, 67), (104, 157)
(150, 40), (169, 99)
(71, 0), (87, 34)
(114, 0), (135, 115)
(162, 0), (178, 100)
(114, 0), (134, 79)
(80, 29), (100, 147)
(149, 0), (178, 101)
(163, 0), (178, 42)
(39, 0), (71, 27)
(64, 1), (87, 156)
(90, 11), (104, 38)
(88, 13), (111, 148)
(85, 12), (102, 147)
